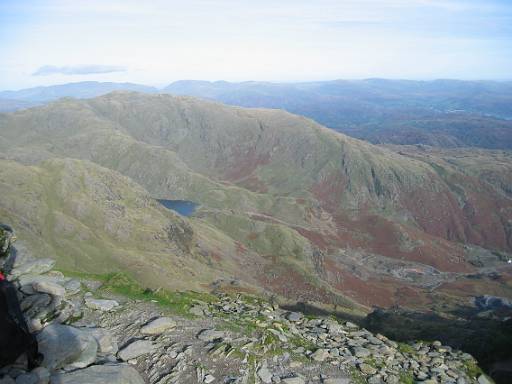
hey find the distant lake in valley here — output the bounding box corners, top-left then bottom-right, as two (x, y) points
(157, 199), (199, 217)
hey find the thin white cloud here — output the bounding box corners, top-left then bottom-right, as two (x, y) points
(0, 0), (510, 88)
(32, 65), (127, 76)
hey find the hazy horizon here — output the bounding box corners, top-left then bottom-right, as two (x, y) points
(1, 0), (511, 89)
(2, 77), (512, 93)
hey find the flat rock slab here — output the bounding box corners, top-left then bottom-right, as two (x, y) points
(140, 317), (176, 335)
(118, 340), (155, 361)
(281, 377), (305, 384)
(32, 281), (65, 297)
(197, 329), (225, 342)
(85, 298), (119, 311)
(51, 364), (145, 384)
(323, 379), (351, 384)
(37, 324), (98, 370)
(10, 258), (55, 278)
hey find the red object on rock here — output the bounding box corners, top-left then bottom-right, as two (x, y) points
(0, 272), (5, 281)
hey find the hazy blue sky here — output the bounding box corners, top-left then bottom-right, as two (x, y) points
(1, 0), (511, 89)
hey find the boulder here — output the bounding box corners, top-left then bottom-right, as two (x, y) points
(64, 280), (82, 295)
(18, 274), (66, 289)
(197, 329), (225, 342)
(286, 312), (303, 322)
(477, 375), (493, 384)
(140, 317), (176, 335)
(257, 366), (273, 383)
(118, 340), (155, 361)
(84, 328), (118, 355)
(189, 305), (205, 317)
(353, 347), (371, 358)
(345, 321), (359, 329)
(311, 348), (330, 362)
(37, 324), (98, 370)
(358, 363), (377, 375)
(14, 367), (50, 384)
(32, 281), (65, 297)
(85, 298), (119, 311)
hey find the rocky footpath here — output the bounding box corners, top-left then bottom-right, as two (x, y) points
(0, 248), (494, 384)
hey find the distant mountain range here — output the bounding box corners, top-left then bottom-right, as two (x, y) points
(0, 81), (157, 103)
(2, 79), (512, 149)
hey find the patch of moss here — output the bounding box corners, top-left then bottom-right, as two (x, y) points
(463, 359), (484, 379)
(61, 270), (216, 317)
(399, 372), (415, 384)
(349, 367), (367, 384)
(288, 335), (316, 351)
(397, 342), (415, 355)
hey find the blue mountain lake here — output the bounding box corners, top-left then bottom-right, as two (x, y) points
(157, 199), (199, 217)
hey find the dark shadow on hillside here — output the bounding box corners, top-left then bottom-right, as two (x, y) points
(282, 301), (512, 384)
(280, 301), (365, 324)
(363, 308), (512, 384)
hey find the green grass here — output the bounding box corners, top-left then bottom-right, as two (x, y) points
(397, 342), (415, 355)
(60, 270), (216, 317)
(463, 359), (484, 379)
(349, 367), (367, 384)
(288, 335), (316, 351)
(399, 372), (415, 384)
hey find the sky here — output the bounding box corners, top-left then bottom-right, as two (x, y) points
(0, 0), (511, 90)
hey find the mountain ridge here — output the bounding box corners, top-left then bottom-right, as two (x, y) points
(3, 79), (512, 150)
(1, 91), (511, 311)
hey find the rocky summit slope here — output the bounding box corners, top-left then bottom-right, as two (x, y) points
(0, 92), (511, 311)
(0, 232), (492, 384)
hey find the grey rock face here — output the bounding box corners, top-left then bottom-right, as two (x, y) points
(118, 340), (155, 361)
(50, 364), (145, 384)
(10, 259), (55, 278)
(36, 324), (98, 370)
(0, 236), (489, 384)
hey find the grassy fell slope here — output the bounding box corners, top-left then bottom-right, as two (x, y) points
(0, 157), (269, 292)
(0, 92), (511, 309)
